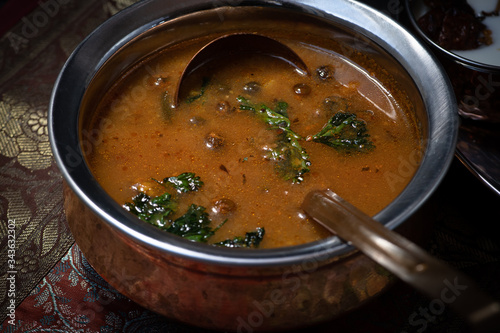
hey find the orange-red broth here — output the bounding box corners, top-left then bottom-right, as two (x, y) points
(86, 39), (422, 249)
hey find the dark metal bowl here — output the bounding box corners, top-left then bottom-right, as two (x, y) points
(49, 0), (458, 331)
(406, 0), (500, 123)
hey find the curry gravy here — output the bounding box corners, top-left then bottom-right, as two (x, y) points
(86, 38), (422, 248)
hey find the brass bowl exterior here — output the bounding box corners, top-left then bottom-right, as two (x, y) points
(64, 183), (393, 331)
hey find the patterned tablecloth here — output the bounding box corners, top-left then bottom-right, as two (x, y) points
(1, 0), (500, 332)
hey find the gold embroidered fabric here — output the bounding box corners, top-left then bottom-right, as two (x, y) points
(0, 0), (138, 322)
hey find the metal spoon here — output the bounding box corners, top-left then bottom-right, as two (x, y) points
(173, 33), (309, 106)
(302, 189), (500, 333)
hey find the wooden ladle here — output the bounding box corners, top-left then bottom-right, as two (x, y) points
(302, 189), (500, 333)
(173, 33), (309, 106)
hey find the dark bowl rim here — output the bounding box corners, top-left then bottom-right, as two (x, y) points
(405, 0), (500, 73)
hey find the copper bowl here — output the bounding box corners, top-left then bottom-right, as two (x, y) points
(49, 0), (458, 331)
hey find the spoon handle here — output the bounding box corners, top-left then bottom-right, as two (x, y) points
(303, 189), (500, 332)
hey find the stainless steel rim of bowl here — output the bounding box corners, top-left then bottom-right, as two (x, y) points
(48, 0), (458, 267)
